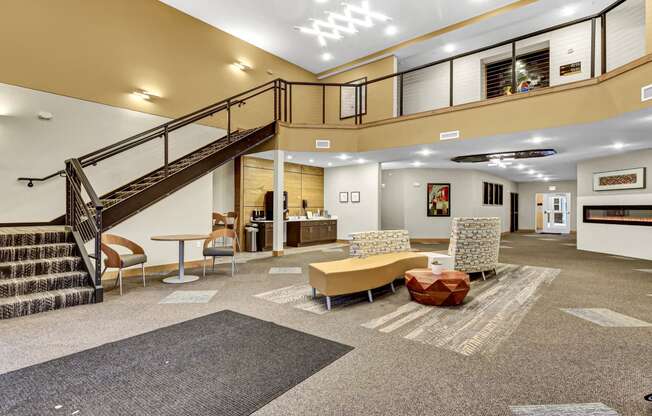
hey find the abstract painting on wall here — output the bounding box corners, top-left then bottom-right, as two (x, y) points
(427, 183), (451, 217)
(593, 168), (646, 191)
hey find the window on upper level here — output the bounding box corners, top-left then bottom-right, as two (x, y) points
(485, 48), (550, 99)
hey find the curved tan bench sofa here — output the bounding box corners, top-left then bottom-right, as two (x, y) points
(309, 230), (427, 310)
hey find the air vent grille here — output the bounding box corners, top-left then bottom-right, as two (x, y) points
(440, 130), (460, 141)
(642, 84), (652, 102)
(315, 139), (331, 149)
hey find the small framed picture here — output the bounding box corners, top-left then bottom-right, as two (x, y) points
(351, 191), (360, 203)
(339, 192), (349, 203)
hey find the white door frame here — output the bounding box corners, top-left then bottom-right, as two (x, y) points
(539, 192), (571, 234)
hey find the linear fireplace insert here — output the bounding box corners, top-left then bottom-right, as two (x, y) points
(583, 205), (652, 226)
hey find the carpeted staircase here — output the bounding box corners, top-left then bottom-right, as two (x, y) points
(0, 227), (94, 319)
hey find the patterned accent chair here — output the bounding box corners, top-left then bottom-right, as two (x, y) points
(349, 230), (412, 258)
(448, 217), (501, 279)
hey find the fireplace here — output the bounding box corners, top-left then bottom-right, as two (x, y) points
(583, 205), (652, 226)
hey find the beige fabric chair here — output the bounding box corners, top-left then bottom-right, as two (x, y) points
(448, 217), (501, 280)
(203, 229), (237, 277)
(100, 234), (147, 295)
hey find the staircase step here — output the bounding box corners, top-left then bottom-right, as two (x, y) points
(0, 271), (90, 297)
(0, 257), (82, 279)
(0, 243), (76, 262)
(0, 287), (95, 320)
(0, 230), (70, 248)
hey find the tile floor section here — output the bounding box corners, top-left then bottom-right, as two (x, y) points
(159, 290), (218, 304)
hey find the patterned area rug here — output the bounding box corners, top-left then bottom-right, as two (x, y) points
(255, 264), (560, 356)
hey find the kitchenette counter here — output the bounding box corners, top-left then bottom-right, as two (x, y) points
(251, 217), (338, 250)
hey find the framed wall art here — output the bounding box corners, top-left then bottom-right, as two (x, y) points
(427, 183), (451, 217)
(593, 168), (646, 191)
(339, 192), (349, 203)
(351, 191), (360, 203)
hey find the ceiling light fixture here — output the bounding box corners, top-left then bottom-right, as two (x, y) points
(443, 43), (456, 53)
(309, 158), (315, 163)
(537, 173), (543, 178)
(287, 155), (293, 160)
(530, 136), (544, 144)
(321, 52), (333, 61)
(560, 5), (577, 17)
(131, 89), (157, 101)
(327, 162), (333, 166)
(357, 158), (366, 164)
(337, 153), (351, 160)
(528, 169), (536, 175)
(417, 149), (434, 156)
(612, 142), (624, 150)
(412, 161), (423, 167)
(516, 164), (526, 170)
(295, 1), (391, 46)
(384, 25), (398, 36)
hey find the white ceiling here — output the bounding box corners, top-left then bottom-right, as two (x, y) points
(252, 108), (652, 183)
(157, 0), (603, 74)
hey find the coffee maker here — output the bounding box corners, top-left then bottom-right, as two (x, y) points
(264, 191), (288, 220)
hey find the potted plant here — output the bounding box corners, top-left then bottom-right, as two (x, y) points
(430, 259), (444, 275)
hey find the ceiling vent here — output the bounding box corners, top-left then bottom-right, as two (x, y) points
(642, 84), (652, 102)
(315, 139), (331, 149)
(440, 130), (460, 141)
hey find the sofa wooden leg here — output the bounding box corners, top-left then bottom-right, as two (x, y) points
(311, 287), (317, 299)
(367, 290), (373, 303)
(326, 296), (332, 311)
(390, 282), (396, 293)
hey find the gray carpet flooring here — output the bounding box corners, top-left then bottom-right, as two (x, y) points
(0, 310), (352, 416)
(1, 234), (651, 415)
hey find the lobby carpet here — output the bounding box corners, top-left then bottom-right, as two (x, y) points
(0, 310), (352, 416)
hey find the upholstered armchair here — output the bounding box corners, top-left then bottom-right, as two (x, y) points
(448, 217), (501, 279)
(203, 229), (237, 277)
(100, 234), (148, 295)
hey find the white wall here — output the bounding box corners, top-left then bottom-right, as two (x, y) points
(324, 163), (381, 240)
(576, 149), (652, 260)
(401, 0), (645, 115)
(97, 174), (214, 267)
(0, 82), (225, 222)
(212, 160), (234, 213)
(381, 168), (516, 238)
(518, 180), (578, 231)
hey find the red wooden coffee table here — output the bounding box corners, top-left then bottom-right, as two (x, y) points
(404, 269), (470, 306)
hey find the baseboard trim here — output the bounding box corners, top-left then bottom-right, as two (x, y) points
(272, 250), (284, 257)
(411, 238), (450, 244)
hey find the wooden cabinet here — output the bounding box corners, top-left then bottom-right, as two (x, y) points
(287, 220), (337, 247)
(253, 222), (274, 251)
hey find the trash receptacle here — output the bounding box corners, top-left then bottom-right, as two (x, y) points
(245, 224), (258, 252)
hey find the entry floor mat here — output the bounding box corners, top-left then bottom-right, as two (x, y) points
(0, 310), (353, 416)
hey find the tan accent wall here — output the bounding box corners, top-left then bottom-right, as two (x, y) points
(0, 0), (320, 129)
(275, 55), (652, 152)
(234, 156), (324, 240)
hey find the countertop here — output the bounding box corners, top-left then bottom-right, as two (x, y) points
(251, 216), (338, 223)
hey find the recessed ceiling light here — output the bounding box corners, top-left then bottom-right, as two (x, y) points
(309, 158), (315, 163)
(530, 136), (544, 144)
(327, 162), (333, 166)
(384, 25), (398, 36)
(321, 52), (333, 61)
(516, 164), (526, 170)
(560, 5), (577, 17)
(443, 44), (456, 53)
(543, 177), (550, 182)
(528, 169), (536, 175)
(412, 161), (423, 167)
(416, 149), (434, 156)
(337, 154), (351, 160)
(612, 142), (624, 150)
(357, 158), (365, 164)
(315, 0), (328, 3)
(537, 173), (543, 178)
(286, 155), (293, 160)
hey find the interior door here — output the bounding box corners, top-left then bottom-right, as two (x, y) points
(510, 193), (519, 232)
(543, 193), (571, 234)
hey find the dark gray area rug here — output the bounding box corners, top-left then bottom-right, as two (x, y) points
(0, 310), (353, 415)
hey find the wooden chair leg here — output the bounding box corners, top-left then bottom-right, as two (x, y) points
(141, 264), (146, 287)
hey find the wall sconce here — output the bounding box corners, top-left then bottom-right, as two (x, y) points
(233, 61), (251, 71)
(131, 89), (158, 101)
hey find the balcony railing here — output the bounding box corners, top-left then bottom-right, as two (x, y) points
(282, 0), (644, 126)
